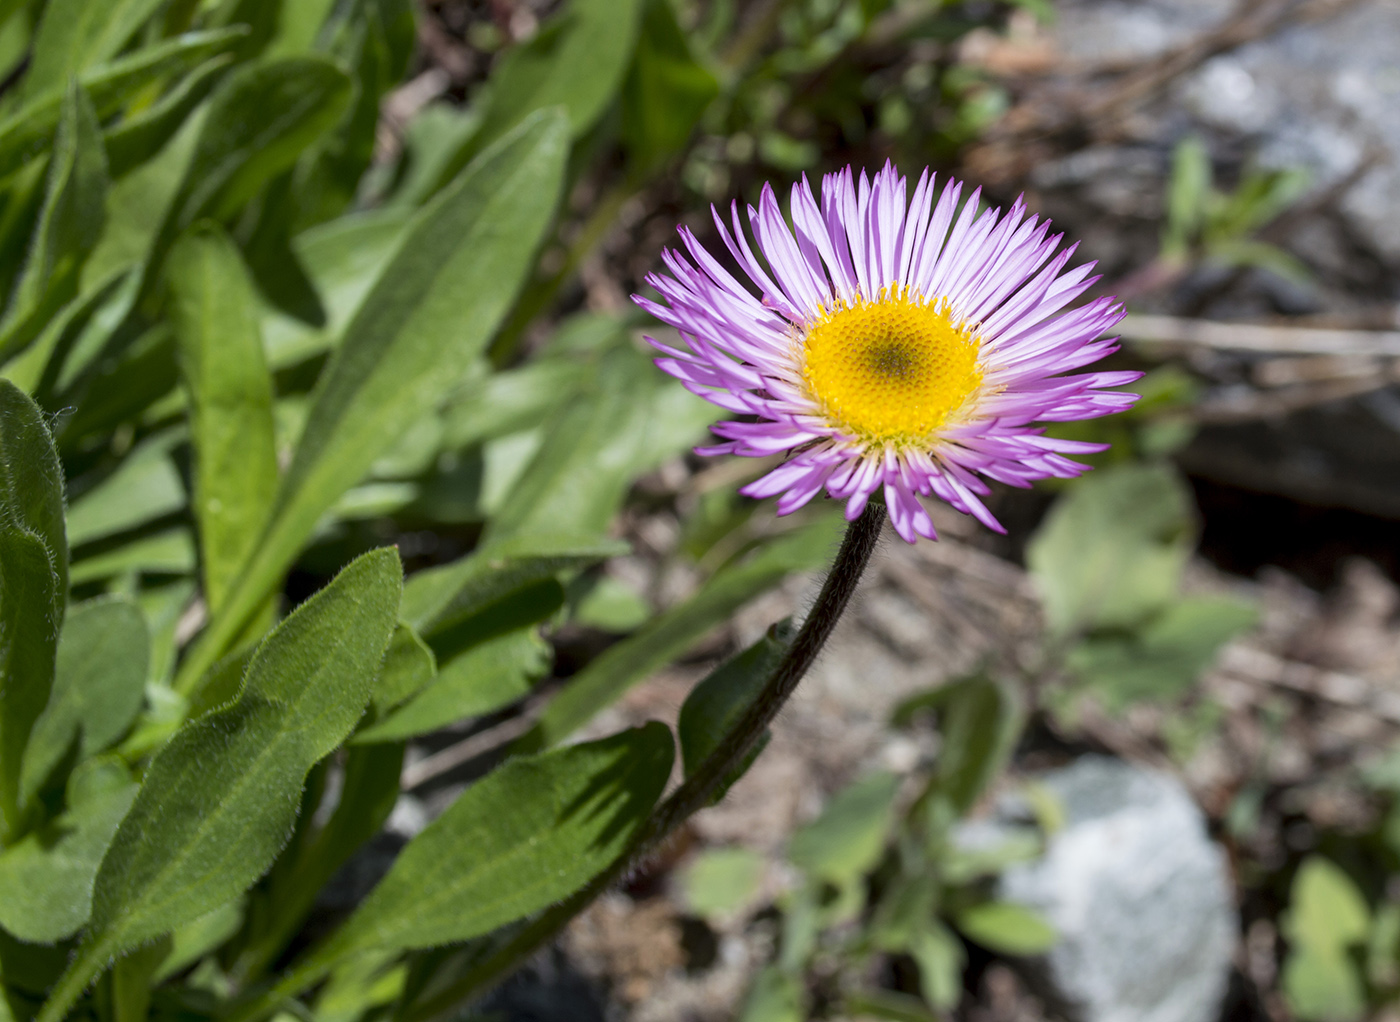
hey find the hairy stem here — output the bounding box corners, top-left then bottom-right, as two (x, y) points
(402, 505), (887, 1022)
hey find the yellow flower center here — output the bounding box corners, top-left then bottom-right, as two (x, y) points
(800, 287), (983, 445)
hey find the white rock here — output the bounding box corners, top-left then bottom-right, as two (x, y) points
(998, 757), (1236, 1022)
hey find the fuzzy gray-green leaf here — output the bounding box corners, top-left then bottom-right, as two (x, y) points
(0, 762), (137, 943)
(309, 723), (673, 968)
(20, 596), (148, 804)
(84, 547), (401, 955)
(167, 224), (278, 614)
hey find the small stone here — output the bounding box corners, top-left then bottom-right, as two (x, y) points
(997, 756), (1236, 1022)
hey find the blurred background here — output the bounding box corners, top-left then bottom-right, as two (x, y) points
(30, 0), (1400, 1018)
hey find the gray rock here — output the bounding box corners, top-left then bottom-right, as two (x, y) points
(997, 757), (1236, 1022)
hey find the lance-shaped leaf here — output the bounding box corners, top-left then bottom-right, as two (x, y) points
(22, 0), (168, 100)
(401, 534), (625, 639)
(37, 549), (401, 1022)
(519, 515), (843, 752)
(356, 627), (551, 744)
(0, 82), (109, 364)
(0, 528), (60, 841)
(0, 382), (67, 838)
(273, 723), (673, 997)
(0, 759), (137, 944)
(103, 54), (234, 179)
(20, 597), (148, 804)
(0, 380), (66, 603)
(679, 622), (791, 777)
(139, 56), (353, 299)
(167, 224), (278, 614)
(0, 28), (248, 181)
(439, 0), (644, 186)
(621, 0), (719, 174)
(178, 109), (569, 693)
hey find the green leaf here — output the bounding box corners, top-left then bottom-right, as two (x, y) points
(1285, 856), (1370, 949)
(909, 921), (966, 1010)
(1163, 136), (1210, 260)
(151, 899), (243, 984)
(0, 379), (66, 601)
(520, 516), (841, 752)
(54, 323), (177, 447)
(899, 674), (1021, 813)
(265, 0), (338, 58)
(401, 535), (624, 639)
(167, 223), (278, 615)
(179, 109), (569, 694)
(572, 574), (651, 632)
(740, 965), (803, 1022)
(277, 723), (674, 996)
(69, 529), (195, 586)
(0, 759), (137, 943)
(1283, 861), (1372, 1022)
(0, 382), (66, 839)
(621, 0), (719, 173)
(22, 0), (166, 100)
(441, 357), (587, 449)
(260, 208), (411, 370)
(485, 349), (714, 545)
(39, 549), (402, 1019)
(65, 443), (184, 548)
(2, 265), (128, 396)
(1066, 596), (1257, 709)
(103, 54), (234, 179)
(356, 627), (550, 744)
(0, 28), (249, 181)
(369, 623), (437, 714)
(446, 0), (645, 181)
(842, 990), (941, 1022)
(139, 56), (354, 298)
(955, 902), (1057, 955)
(1282, 948), (1366, 1022)
(788, 771), (898, 885)
(234, 742), (404, 984)
(681, 847), (765, 920)
(679, 622), (789, 777)
(80, 116), (200, 295)
(20, 597), (149, 803)
(1026, 463), (1195, 635)
(0, 83), (108, 364)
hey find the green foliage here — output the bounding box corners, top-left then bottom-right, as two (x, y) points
(788, 772), (899, 885)
(955, 902), (1057, 955)
(1161, 135), (1312, 283)
(261, 724), (674, 1004)
(0, 758), (136, 944)
(0, 382), (64, 841)
(1028, 463), (1194, 637)
(1283, 857), (1371, 1021)
(679, 621), (790, 777)
(166, 224), (277, 614)
(40, 550), (402, 1018)
(20, 597), (147, 804)
(683, 846), (766, 920)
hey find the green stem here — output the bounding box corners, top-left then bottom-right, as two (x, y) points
(35, 934), (118, 1022)
(401, 505), (886, 1021)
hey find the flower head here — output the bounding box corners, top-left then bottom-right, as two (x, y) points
(635, 163), (1141, 543)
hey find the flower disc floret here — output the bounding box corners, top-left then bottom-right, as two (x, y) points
(635, 162), (1141, 543)
(801, 287), (983, 446)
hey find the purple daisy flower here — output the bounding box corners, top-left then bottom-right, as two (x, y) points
(634, 163), (1141, 543)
